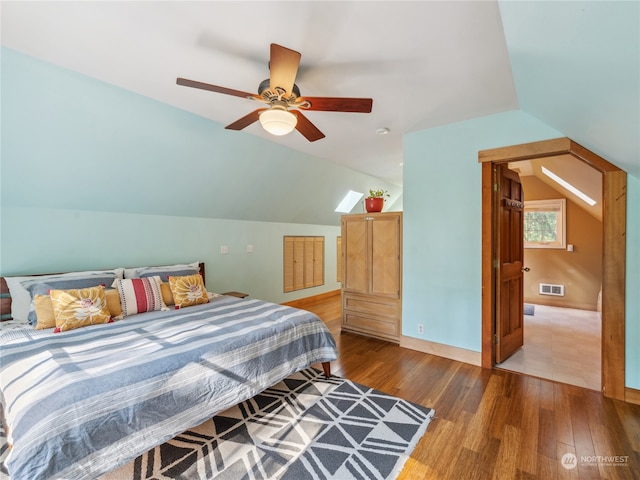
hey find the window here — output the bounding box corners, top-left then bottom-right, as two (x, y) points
(524, 199), (566, 249)
(335, 190), (363, 213)
(541, 166), (597, 206)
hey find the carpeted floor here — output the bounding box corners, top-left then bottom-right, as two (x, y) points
(1, 368), (435, 480)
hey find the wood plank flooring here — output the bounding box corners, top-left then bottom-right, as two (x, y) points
(306, 294), (640, 480)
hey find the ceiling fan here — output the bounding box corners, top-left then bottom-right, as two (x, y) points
(177, 43), (373, 142)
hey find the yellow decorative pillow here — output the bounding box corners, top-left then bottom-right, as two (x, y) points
(105, 288), (123, 319)
(34, 294), (57, 330)
(160, 282), (175, 306)
(168, 274), (208, 308)
(34, 289), (122, 328)
(50, 286), (112, 332)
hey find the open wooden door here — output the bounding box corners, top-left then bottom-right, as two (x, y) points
(480, 138), (626, 400)
(495, 165), (524, 363)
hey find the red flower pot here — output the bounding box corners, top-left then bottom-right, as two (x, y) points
(365, 197), (384, 213)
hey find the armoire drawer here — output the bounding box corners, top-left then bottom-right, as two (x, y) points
(342, 311), (399, 340)
(342, 293), (400, 318)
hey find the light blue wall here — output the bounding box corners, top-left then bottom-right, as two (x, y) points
(0, 47), (400, 226)
(499, 0), (640, 179)
(497, 0), (639, 389)
(627, 176), (640, 389)
(0, 206), (340, 304)
(3, 21), (638, 389)
(0, 48), (397, 304)
(403, 110), (640, 390)
(403, 110), (561, 351)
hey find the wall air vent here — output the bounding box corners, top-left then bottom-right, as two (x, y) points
(539, 283), (565, 296)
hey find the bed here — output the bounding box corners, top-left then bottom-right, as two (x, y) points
(0, 262), (338, 480)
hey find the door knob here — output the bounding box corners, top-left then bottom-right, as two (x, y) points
(522, 267), (530, 272)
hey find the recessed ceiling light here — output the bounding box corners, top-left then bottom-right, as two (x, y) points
(376, 127), (390, 135)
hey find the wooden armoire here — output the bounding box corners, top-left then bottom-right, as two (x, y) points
(341, 212), (402, 343)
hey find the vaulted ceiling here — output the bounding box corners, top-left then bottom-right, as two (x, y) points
(1, 1), (638, 184)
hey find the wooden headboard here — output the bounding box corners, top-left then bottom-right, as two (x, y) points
(0, 277), (11, 321)
(0, 262), (205, 322)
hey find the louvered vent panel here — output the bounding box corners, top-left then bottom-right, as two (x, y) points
(539, 283), (565, 296)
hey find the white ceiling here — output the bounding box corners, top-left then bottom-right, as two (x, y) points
(0, 1), (519, 186)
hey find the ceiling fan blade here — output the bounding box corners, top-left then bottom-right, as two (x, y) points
(269, 44), (301, 95)
(292, 110), (325, 142)
(225, 109), (266, 130)
(297, 96), (373, 113)
(177, 78), (258, 100)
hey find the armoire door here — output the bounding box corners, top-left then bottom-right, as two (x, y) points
(342, 217), (368, 293)
(370, 214), (401, 298)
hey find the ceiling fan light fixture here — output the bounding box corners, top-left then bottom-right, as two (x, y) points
(259, 108), (297, 136)
(178, 44), (372, 142)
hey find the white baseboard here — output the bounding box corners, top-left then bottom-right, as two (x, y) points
(400, 336), (482, 366)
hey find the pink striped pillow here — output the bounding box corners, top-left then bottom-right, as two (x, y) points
(113, 276), (168, 317)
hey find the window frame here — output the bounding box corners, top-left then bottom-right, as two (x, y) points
(523, 198), (567, 249)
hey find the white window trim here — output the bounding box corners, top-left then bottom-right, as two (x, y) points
(524, 199), (567, 249)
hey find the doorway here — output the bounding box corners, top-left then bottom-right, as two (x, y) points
(495, 157), (603, 391)
(478, 138), (627, 401)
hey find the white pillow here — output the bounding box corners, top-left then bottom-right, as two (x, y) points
(5, 268), (124, 323)
(4, 276), (33, 323)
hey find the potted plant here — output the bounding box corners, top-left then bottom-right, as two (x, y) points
(365, 189), (389, 213)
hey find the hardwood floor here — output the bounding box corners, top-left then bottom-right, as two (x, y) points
(306, 294), (640, 480)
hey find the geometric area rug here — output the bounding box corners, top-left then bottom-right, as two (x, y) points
(96, 367), (436, 480)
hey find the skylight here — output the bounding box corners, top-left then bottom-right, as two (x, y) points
(541, 166), (597, 206)
(335, 190), (364, 213)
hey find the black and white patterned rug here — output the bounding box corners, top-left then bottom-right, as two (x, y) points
(2, 368), (435, 480)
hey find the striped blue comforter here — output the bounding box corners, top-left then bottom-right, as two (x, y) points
(0, 296), (338, 480)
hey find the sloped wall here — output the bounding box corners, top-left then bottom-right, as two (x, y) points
(0, 47), (400, 226)
(0, 48), (398, 304)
